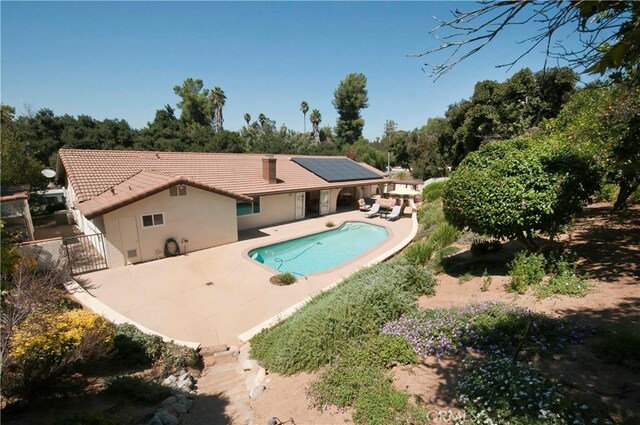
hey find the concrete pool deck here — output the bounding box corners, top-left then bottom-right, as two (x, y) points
(79, 210), (416, 347)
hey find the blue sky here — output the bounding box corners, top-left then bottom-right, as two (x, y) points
(2, 2), (582, 140)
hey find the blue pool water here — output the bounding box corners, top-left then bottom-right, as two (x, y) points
(249, 221), (389, 276)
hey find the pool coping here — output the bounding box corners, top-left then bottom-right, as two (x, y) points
(241, 219), (395, 278)
(237, 212), (418, 342)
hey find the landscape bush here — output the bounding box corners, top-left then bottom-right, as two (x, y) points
(428, 222), (460, 249)
(417, 200), (444, 229)
(113, 323), (199, 369)
(443, 138), (601, 250)
(272, 272), (297, 286)
(9, 309), (114, 389)
(593, 183), (619, 203)
(508, 252), (546, 294)
(309, 335), (416, 425)
(470, 237), (502, 256)
(422, 181), (446, 202)
(250, 258), (434, 374)
(455, 355), (586, 424)
(382, 302), (593, 358)
(594, 326), (640, 373)
(535, 261), (591, 299)
(404, 240), (437, 265)
(106, 375), (172, 404)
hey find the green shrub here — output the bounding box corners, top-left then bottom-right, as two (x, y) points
(106, 375), (172, 404)
(458, 273), (473, 285)
(250, 258), (434, 374)
(428, 222), (460, 249)
(404, 240), (437, 265)
(443, 138), (601, 248)
(273, 272), (297, 285)
(594, 326), (640, 372)
(325, 220), (335, 228)
(535, 254), (591, 299)
(456, 356), (585, 424)
(629, 186), (640, 204)
(309, 337), (414, 425)
(417, 200), (444, 229)
(422, 181), (446, 202)
(113, 324), (164, 365)
(161, 344), (200, 369)
(470, 238), (502, 256)
(481, 270), (492, 292)
(508, 252), (546, 294)
(594, 183), (619, 202)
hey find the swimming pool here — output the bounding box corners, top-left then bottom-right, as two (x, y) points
(248, 221), (389, 276)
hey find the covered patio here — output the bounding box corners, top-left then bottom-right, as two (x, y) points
(79, 209), (416, 347)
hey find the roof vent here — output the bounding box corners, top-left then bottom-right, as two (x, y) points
(262, 156), (277, 184)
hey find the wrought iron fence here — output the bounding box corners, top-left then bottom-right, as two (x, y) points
(63, 233), (108, 275)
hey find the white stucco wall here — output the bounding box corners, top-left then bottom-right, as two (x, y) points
(101, 186), (238, 268)
(237, 193), (297, 231)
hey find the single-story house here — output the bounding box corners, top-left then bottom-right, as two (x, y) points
(56, 149), (390, 268)
(1, 184), (34, 241)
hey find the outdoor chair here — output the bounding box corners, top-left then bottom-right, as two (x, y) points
(364, 203), (380, 218)
(386, 205), (402, 221)
(358, 198), (371, 211)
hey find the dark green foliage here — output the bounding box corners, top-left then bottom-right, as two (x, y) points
(594, 326), (640, 373)
(106, 376), (172, 404)
(333, 73), (369, 144)
(417, 200), (444, 229)
(113, 324), (199, 368)
(404, 240), (437, 265)
(422, 181), (446, 202)
(470, 237), (502, 256)
(443, 138), (601, 247)
(594, 183), (619, 203)
(52, 412), (118, 425)
(428, 222), (460, 249)
(273, 272), (297, 285)
(508, 252), (546, 294)
(536, 254), (591, 299)
(113, 324), (164, 365)
(250, 258), (434, 375)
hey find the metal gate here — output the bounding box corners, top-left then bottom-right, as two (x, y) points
(63, 233), (108, 275)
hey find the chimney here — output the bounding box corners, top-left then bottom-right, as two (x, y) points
(262, 155), (277, 184)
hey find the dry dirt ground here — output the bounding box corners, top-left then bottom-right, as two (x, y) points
(250, 203), (640, 424)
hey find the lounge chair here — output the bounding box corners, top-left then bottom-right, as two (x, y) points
(364, 203), (380, 218)
(386, 205), (402, 221)
(358, 198), (371, 211)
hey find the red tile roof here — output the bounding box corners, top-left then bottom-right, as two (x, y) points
(57, 149), (387, 218)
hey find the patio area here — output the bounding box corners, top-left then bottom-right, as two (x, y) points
(80, 210), (416, 347)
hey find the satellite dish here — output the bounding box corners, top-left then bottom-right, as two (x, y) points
(41, 169), (56, 179)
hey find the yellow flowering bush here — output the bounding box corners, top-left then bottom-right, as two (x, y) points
(10, 309), (114, 381)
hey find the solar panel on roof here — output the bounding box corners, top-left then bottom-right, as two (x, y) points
(292, 157), (382, 182)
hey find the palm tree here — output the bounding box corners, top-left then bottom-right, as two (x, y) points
(310, 109), (322, 144)
(258, 113), (267, 129)
(244, 113), (251, 126)
(300, 101), (309, 132)
(211, 87), (226, 132)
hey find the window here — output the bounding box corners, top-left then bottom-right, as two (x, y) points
(236, 197), (261, 216)
(169, 185), (187, 196)
(142, 213), (164, 227)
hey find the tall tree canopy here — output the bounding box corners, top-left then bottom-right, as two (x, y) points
(333, 73), (369, 144)
(173, 78), (211, 126)
(418, 0), (640, 80)
(1, 106), (45, 188)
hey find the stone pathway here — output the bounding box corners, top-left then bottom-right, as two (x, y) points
(181, 347), (253, 425)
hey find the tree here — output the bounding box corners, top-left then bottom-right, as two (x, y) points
(310, 109), (322, 144)
(443, 138), (601, 250)
(1, 105), (45, 188)
(173, 78), (210, 126)
(417, 1), (640, 80)
(300, 101), (309, 132)
(211, 86), (226, 132)
(408, 118), (452, 179)
(333, 73), (369, 144)
(244, 113), (251, 127)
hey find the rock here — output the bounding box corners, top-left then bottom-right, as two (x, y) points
(188, 390), (197, 398)
(177, 368), (187, 376)
(172, 403), (188, 414)
(178, 371), (190, 381)
(155, 409), (179, 425)
(200, 344), (229, 356)
(238, 343), (251, 364)
(161, 375), (177, 386)
(178, 397), (194, 412)
(241, 360), (255, 371)
(213, 349), (239, 358)
(161, 396), (177, 407)
(249, 384), (266, 400)
(255, 367), (266, 385)
(146, 414), (163, 425)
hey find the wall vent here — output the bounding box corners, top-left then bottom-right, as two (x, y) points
(169, 186), (178, 196)
(178, 184), (187, 196)
(127, 249), (138, 259)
